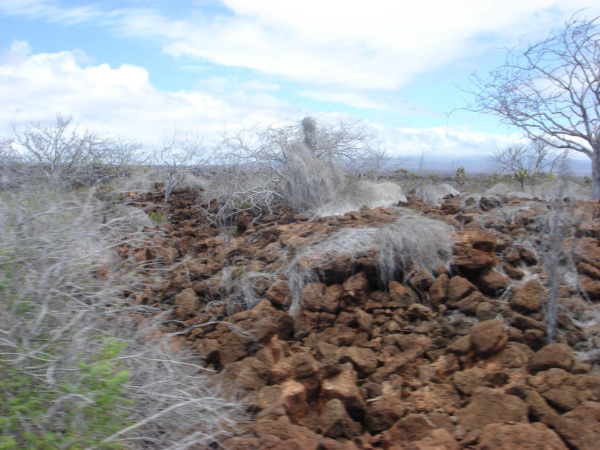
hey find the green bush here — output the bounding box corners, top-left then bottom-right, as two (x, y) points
(147, 211), (167, 225)
(0, 340), (132, 450)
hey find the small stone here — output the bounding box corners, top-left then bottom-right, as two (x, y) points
(476, 301), (499, 321)
(174, 288), (200, 318)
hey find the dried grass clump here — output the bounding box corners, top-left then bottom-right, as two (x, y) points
(459, 193), (502, 210)
(418, 183), (460, 205)
(0, 187), (246, 449)
(280, 142), (341, 212)
(283, 214), (453, 312)
(314, 181), (406, 217)
(486, 181), (591, 201)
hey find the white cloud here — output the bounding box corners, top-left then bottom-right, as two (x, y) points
(195, 76), (280, 94)
(381, 125), (522, 161)
(3, 0), (598, 93)
(0, 43), (294, 144)
(297, 90), (394, 111)
(0, 45), (527, 165)
(117, 1), (600, 90)
(297, 89), (441, 117)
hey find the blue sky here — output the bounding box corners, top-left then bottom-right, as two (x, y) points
(0, 0), (597, 172)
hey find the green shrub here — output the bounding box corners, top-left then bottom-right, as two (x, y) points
(0, 340), (132, 449)
(147, 211), (167, 225)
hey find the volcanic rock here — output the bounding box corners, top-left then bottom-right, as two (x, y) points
(528, 344), (575, 374)
(469, 319), (508, 357)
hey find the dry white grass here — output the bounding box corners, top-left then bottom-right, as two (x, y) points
(0, 186), (246, 449)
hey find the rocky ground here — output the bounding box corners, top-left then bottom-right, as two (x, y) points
(115, 186), (600, 450)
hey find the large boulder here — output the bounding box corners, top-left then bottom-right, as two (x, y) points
(457, 387), (529, 430)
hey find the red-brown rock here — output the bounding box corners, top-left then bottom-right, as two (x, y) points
(510, 280), (546, 314)
(528, 344), (575, 374)
(476, 422), (567, 450)
(447, 276), (477, 303)
(388, 282), (419, 308)
(479, 270), (509, 295)
(457, 387), (529, 430)
(470, 319), (508, 357)
(265, 279), (291, 306)
(174, 288), (200, 318)
(320, 399), (362, 439)
(364, 396), (406, 434)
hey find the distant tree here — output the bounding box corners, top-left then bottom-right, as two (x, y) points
(453, 166), (466, 187)
(13, 113), (110, 185)
(215, 117), (385, 214)
(489, 140), (570, 189)
(158, 130), (213, 205)
(0, 136), (13, 159)
(220, 117), (377, 179)
(465, 14), (600, 198)
(100, 136), (148, 179)
(0, 137), (17, 187)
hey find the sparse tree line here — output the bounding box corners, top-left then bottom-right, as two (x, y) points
(1, 111), (583, 214)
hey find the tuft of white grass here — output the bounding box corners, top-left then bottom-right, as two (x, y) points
(280, 142), (341, 212)
(313, 181), (406, 217)
(486, 181), (591, 201)
(283, 214), (453, 312)
(459, 193), (502, 210)
(418, 183), (460, 205)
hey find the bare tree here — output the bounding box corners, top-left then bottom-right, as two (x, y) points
(0, 136), (13, 159)
(0, 137), (17, 187)
(361, 145), (402, 182)
(100, 136), (148, 180)
(220, 117), (377, 178)
(158, 130), (213, 205)
(205, 117), (383, 218)
(13, 113), (110, 186)
(465, 14), (600, 198)
(490, 140), (570, 189)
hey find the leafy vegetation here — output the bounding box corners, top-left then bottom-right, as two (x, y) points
(0, 340), (131, 450)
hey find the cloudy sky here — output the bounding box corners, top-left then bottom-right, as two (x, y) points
(0, 0), (597, 171)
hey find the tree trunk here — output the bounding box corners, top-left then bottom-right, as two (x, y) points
(592, 150), (600, 201)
